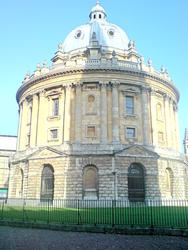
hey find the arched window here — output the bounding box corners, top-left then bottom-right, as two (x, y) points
(156, 103), (162, 121)
(41, 164), (54, 201)
(16, 169), (23, 198)
(83, 165), (98, 199)
(88, 95), (95, 113)
(165, 168), (173, 198)
(128, 163), (145, 201)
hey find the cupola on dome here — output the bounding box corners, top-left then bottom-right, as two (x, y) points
(62, 1), (129, 53)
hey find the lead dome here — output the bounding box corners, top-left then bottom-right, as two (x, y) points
(62, 1), (129, 53)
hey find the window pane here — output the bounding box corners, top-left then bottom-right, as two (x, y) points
(51, 129), (58, 139)
(126, 96), (134, 114)
(126, 128), (135, 138)
(53, 99), (59, 116)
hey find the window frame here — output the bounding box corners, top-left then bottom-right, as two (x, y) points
(126, 127), (136, 139)
(125, 95), (134, 115)
(86, 125), (96, 138)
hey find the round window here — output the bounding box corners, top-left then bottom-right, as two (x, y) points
(108, 29), (115, 38)
(75, 30), (82, 39)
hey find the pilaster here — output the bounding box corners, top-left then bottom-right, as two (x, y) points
(141, 86), (150, 145)
(111, 80), (120, 143)
(30, 94), (39, 148)
(74, 83), (82, 143)
(100, 81), (108, 143)
(64, 84), (72, 142)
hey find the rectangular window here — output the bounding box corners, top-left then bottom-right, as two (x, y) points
(50, 129), (58, 139)
(87, 126), (96, 138)
(126, 96), (134, 115)
(126, 127), (135, 139)
(52, 98), (59, 116)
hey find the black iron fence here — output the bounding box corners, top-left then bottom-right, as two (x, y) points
(0, 199), (188, 228)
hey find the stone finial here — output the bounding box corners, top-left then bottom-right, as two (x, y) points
(112, 50), (116, 57)
(128, 40), (135, 49)
(165, 69), (168, 75)
(36, 63), (40, 70)
(23, 70), (30, 83)
(58, 43), (63, 51)
(140, 56), (144, 63)
(161, 65), (165, 73)
(148, 58), (152, 66)
(43, 59), (47, 67)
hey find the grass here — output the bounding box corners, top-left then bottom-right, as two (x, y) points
(1, 203), (188, 228)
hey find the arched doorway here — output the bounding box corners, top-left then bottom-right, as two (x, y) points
(40, 164), (54, 201)
(83, 165), (98, 199)
(128, 163), (145, 201)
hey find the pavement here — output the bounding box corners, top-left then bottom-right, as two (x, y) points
(0, 226), (188, 250)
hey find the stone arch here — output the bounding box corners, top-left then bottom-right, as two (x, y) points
(165, 167), (173, 198)
(16, 168), (24, 198)
(40, 164), (54, 201)
(128, 163), (145, 201)
(83, 165), (98, 200)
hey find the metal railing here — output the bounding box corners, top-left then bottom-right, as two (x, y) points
(0, 199), (187, 228)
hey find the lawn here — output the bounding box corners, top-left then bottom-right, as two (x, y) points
(1, 202), (188, 228)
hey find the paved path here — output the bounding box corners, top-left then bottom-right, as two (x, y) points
(0, 226), (188, 250)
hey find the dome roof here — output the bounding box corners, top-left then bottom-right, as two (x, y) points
(62, 2), (129, 53)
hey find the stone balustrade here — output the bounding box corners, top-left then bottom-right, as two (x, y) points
(22, 57), (173, 86)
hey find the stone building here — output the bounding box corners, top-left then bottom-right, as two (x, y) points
(8, 2), (188, 201)
(0, 135), (17, 198)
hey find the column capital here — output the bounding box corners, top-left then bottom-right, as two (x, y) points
(140, 85), (150, 93)
(75, 82), (83, 88)
(39, 90), (46, 97)
(99, 81), (109, 88)
(62, 83), (73, 89)
(111, 80), (120, 87)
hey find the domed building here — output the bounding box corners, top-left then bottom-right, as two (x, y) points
(8, 2), (188, 201)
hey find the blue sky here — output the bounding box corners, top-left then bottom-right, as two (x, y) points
(0, 0), (187, 151)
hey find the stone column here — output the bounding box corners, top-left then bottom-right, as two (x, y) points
(74, 83), (82, 143)
(173, 103), (181, 152)
(169, 98), (174, 148)
(19, 99), (27, 150)
(150, 89), (157, 146)
(100, 81), (108, 143)
(164, 95), (171, 148)
(111, 80), (120, 143)
(36, 91), (47, 146)
(141, 86), (150, 145)
(64, 84), (72, 142)
(17, 102), (23, 150)
(30, 94), (39, 148)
